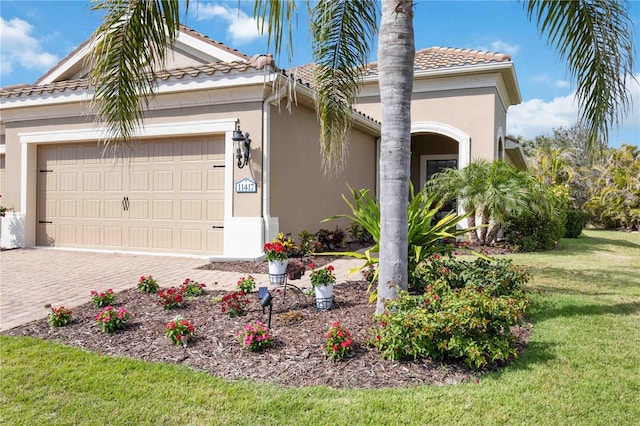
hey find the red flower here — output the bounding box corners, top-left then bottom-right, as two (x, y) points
(327, 265), (334, 271)
(309, 262), (315, 270)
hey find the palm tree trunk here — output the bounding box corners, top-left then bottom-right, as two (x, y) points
(486, 224), (501, 246)
(375, 0), (414, 315)
(466, 209), (481, 245)
(479, 211), (489, 245)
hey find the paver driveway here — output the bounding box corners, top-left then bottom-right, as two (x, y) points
(0, 248), (361, 331)
(0, 248), (242, 331)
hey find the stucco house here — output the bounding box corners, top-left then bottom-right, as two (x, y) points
(0, 25), (524, 259)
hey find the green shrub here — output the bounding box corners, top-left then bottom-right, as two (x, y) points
(411, 256), (530, 297)
(505, 184), (568, 251)
(316, 227), (346, 251)
(564, 209), (586, 238)
(371, 287), (528, 368)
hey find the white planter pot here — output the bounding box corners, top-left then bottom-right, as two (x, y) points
(268, 259), (288, 275)
(314, 284), (334, 310)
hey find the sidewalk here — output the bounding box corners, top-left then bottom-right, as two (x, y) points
(0, 248), (365, 331)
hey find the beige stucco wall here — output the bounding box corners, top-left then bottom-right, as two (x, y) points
(269, 100), (377, 237)
(356, 84), (505, 164)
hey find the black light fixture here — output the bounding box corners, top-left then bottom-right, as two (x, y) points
(232, 123), (251, 168)
(258, 287), (273, 329)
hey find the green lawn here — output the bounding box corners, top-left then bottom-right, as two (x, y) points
(1, 229), (639, 425)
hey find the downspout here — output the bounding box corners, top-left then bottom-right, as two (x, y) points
(262, 84), (287, 246)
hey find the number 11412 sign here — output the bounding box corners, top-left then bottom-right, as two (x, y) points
(235, 178), (257, 193)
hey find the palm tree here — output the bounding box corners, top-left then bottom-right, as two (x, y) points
(427, 160), (547, 246)
(90, 0), (635, 314)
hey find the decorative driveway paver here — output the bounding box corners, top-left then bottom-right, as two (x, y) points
(0, 248), (363, 331)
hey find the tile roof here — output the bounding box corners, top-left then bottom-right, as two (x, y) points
(33, 24), (250, 86)
(288, 46), (512, 86)
(0, 55), (275, 99)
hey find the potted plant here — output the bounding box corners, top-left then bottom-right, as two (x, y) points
(263, 233), (296, 276)
(309, 263), (336, 309)
(287, 260), (306, 280)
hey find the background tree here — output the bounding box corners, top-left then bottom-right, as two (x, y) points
(90, 0), (635, 314)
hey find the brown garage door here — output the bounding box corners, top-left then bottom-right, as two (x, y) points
(36, 137), (224, 255)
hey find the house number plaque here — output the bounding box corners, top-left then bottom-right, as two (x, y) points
(235, 178), (257, 193)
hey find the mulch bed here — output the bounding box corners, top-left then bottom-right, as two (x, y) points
(2, 273), (531, 388)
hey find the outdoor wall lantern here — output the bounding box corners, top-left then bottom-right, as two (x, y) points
(232, 124), (251, 168)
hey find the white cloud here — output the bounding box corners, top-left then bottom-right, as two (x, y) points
(508, 73), (640, 142)
(192, 4), (263, 45)
(476, 40), (519, 56)
(0, 17), (59, 76)
(555, 80), (570, 88)
(489, 40), (519, 55)
(507, 93), (579, 139)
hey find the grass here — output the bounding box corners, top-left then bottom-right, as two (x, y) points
(1, 229), (639, 425)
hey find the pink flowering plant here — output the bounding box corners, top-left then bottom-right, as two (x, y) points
(90, 288), (115, 308)
(179, 278), (206, 297)
(137, 275), (159, 293)
(158, 288), (183, 309)
(220, 291), (250, 318)
(94, 306), (131, 333)
(164, 315), (195, 347)
(238, 321), (272, 352)
(324, 321), (353, 360)
(237, 275), (256, 293)
(47, 306), (72, 327)
(309, 263), (336, 288)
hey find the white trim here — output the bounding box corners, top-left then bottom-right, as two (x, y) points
(19, 119), (238, 144)
(17, 118), (238, 254)
(0, 145), (5, 154)
(2, 73), (274, 110)
(38, 43), (93, 85)
(411, 121), (470, 169)
(174, 32), (248, 63)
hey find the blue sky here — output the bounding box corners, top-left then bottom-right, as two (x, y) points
(1, 0), (638, 147)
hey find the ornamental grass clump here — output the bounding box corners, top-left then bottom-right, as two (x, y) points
(157, 288), (183, 310)
(94, 306), (131, 333)
(164, 316), (195, 347)
(137, 275), (159, 293)
(220, 291), (250, 318)
(238, 321), (272, 352)
(90, 288), (115, 308)
(179, 278), (206, 297)
(324, 321), (353, 360)
(47, 306), (72, 327)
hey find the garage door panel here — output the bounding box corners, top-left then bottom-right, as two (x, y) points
(59, 146), (79, 165)
(37, 137), (225, 255)
(83, 226), (101, 245)
(129, 200), (149, 220)
(104, 172), (123, 191)
(83, 172), (101, 191)
(151, 228), (172, 248)
(58, 225), (77, 243)
(83, 200), (101, 218)
(104, 227), (123, 246)
(129, 171), (149, 191)
(153, 170), (174, 191)
(181, 170), (203, 191)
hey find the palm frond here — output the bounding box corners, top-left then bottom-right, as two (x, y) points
(89, 0), (186, 157)
(525, 0), (636, 160)
(311, 0), (378, 174)
(253, 0), (297, 63)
